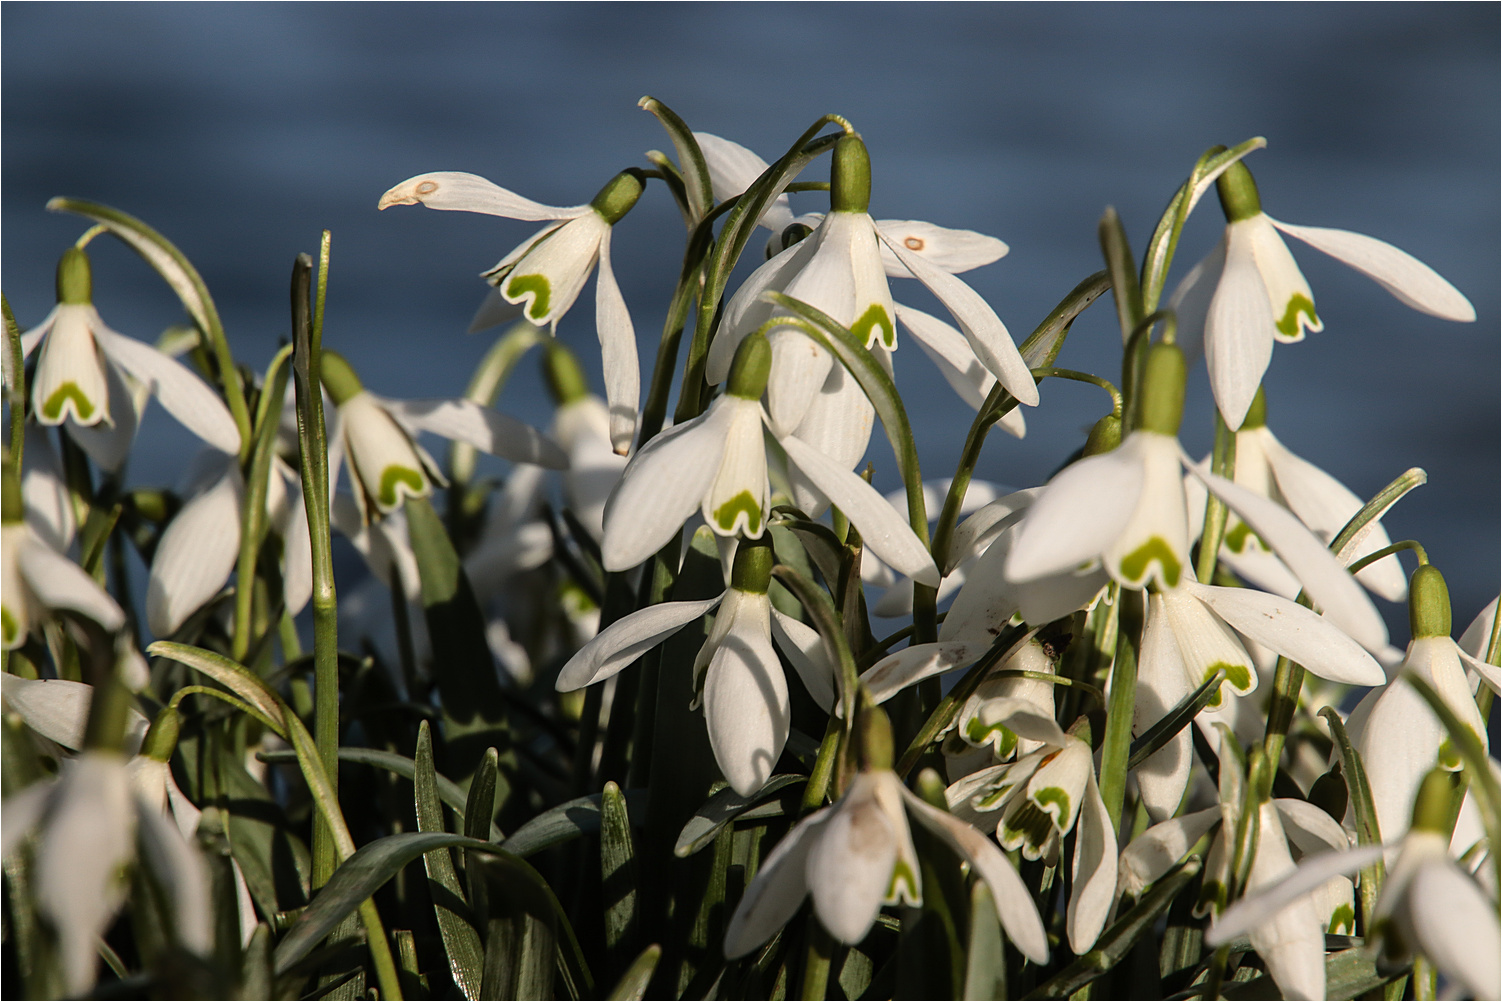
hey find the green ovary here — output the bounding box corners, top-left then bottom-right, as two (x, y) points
(1328, 904), (1355, 935)
(41, 383), (95, 422)
(378, 466), (427, 510)
(850, 303), (895, 350)
(713, 490), (761, 534)
(1275, 294), (1318, 339)
(1118, 536), (1182, 587)
(505, 274), (552, 321)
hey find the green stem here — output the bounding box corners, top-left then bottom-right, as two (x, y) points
(800, 923), (833, 1000)
(1194, 412), (1236, 584)
(4, 296), (25, 475)
(1098, 588), (1143, 830)
(1346, 539), (1427, 575)
(232, 346), (294, 663)
(638, 256), (704, 446)
(801, 714), (843, 815)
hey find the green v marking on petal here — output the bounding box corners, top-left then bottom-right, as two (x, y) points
(41, 382), (96, 422)
(965, 717), (1017, 758)
(377, 465), (427, 510)
(1223, 520), (1264, 554)
(1275, 294), (1318, 339)
(1202, 660), (1253, 708)
(2, 607), (19, 647)
(884, 858), (921, 906)
(850, 303), (895, 350)
(713, 490), (761, 534)
(1328, 903), (1355, 936)
(505, 274), (552, 322)
(1032, 786), (1071, 828)
(1118, 535), (1182, 588)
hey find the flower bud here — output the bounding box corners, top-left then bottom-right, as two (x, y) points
(1216, 161), (1262, 224)
(730, 535), (774, 594)
(543, 342), (589, 406)
(319, 350), (364, 405)
(141, 705), (181, 763)
(856, 701), (894, 772)
(1408, 564), (1451, 640)
(726, 331), (772, 401)
(590, 169), (646, 226)
(56, 247), (92, 305)
(1136, 342), (1187, 436)
(830, 134), (871, 214)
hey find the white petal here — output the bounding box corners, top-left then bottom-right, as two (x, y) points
(2, 676), (93, 750)
(1186, 582), (1384, 686)
(276, 471), (314, 617)
(1406, 859), (1502, 1000)
(135, 793), (214, 956)
(1004, 447), (1143, 583)
(1204, 222), (1276, 430)
(1166, 237), (1226, 361)
(1135, 594), (1195, 821)
(31, 304), (111, 427)
(18, 533), (125, 633)
(1274, 798), (1352, 856)
(1243, 214), (1320, 342)
(784, 360), (877, 517)
(600, 407), (728, 571)
(1161, 583), (1258, 698)
(377, 171), (587, 220)
(1207, 844), (1382, 945)
(703, 600), (789, 797)
(770, 608), (836, 712)
(861, 641), (986, 704)
(710, 240), (812, 385)
(1, 779), (54, 859)
(692, 132), (794, 232)
(807, 778), (898, 944)
(385, 396), (566, 469)
(896, 303), (995, 409)
(1242, 804), (1327, 1002)
(94, 326), (241, 454)
(466, 288), (526, 333)
(1458, 646), (1501, 696)
(780, 435), (939, 586)
(1186, 459), (1388, 653)
(21, 426), (75, 551)
(555, 593), (724, 690)
(703, 400), (770, 537)
(878, 228), (1037, 407)
(63, 357), (138, 471)
(1118, 808), (1222, 896)
(875, 220), (1008, 276)
(146, 458), (243, 637)
(1067, 772), (1117, 954)
(498, 213), (608, 327)
(765, 327), (835, 436)
(723, 809), (829, 958)
(1458, 597), (1499, 661)
(593, 230), (640, 453)
(901, 787), (1050, 964)
(1270, 218), (1475, 322)
(1101, 434), (1192, 590)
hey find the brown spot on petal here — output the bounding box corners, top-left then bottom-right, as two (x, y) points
(416, 181), (439, 196)
(904, 236), (924, 251)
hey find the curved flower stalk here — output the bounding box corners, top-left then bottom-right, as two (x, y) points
(599, 333), (939, 587)
(703, 132), (1035, 441)
(943, 698), (1116, 953)
(320, 350), (566, 525)
(555, 537), (828, 796)
(379, 168), (645, 452)
(1183, 389), (1406, 603)
(1134, 570), (1384, 820)
(1347, 564), (1492, 852)
(724, 704), (1049, 963)
(1004, 341), (1388, 655)
(1168, 160), (1475, 430)
(15, 248), (240, 470)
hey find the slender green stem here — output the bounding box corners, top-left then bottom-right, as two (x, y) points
(772, 563), (858, 724)
(1346, 539), (1427, 575)
(4, 296), (25, 475)
(232, 346), (294, 663)
(1194, 412), (1236, 584)
(801, 715), (843, 815)
(1098, 588), (1143, 830)
(800, 923), (833, 1000)
(638, 256), (704, 447)
(1031, 367), (1122, 416)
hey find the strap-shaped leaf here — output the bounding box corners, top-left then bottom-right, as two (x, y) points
(1221, 946), (1401, 1000)
(606, 944), (662, 1001)
(674, 775), (806, 857)
(963, 881), (1006, 1002)
(1127, 668), (1226, 770)
(499, 790), (648, 858)
(640, 97), (713, 222)
(414, 720), (485, 1001)
(147, 641), (286, 735)
(1403, 673), (1501, 865)
(1318, 707), (1387, 924)
(601, 781), (641, 958)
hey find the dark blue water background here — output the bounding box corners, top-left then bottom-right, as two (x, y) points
(4, 3), (1497, 634)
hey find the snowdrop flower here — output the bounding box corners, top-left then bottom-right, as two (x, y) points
(2, 466), (124, 650)
(1004, 341), (1388, 655)
(599, 333), (939, 588)
(704, 133), (1036, 438)
(1134, 569), (1384, 820)
(1348, 564), (1491, 852)
(944, 699), (1116, 953)
(12, 247), (240, 469)
(543, 343), (627, 542)
(379, 169), (645, 452)
(723, 704), (1048, 963)
(1184, 389), (1406, 603)
(555, 537), (828, 796)
(320, 350), (566, 525)
(1169, 160), (1475, 430)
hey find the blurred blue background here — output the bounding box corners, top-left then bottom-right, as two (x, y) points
(4, 3), (1497, 631)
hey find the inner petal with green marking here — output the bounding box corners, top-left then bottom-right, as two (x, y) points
(850, 302), (895, 350)
(885, 858), (921, 906)
(1119, 535), (1182, 588)
(2, 606), (19, 647)
(41, 383), (97, 423)
(712, 490), (762, 535)
(377, 465), (428, 510)
(504, 274), (552, 321)
(1275, 293), (1318, 339)
(1031, 785), (1071, 828)
(1222, 519), (1265, 554)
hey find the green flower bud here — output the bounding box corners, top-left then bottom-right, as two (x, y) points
(590, 169), (646, 226)
(1408, 564), (1451, 640)
(543, 342), (590, 406)
(1241, 387), (1268, 430)
(2, 462), (21, 524)
(914, 767), (947, 810)
(1137, 342), (1187, 436)
(319, 350), (364, 405)
(730, 535), (774, 594)
(856, 702), (894, 772)
(141, 705), (181, 763)
(830, 134), (871, 214)
(726, 331), (772, 401)
(1409, 768), (1457, 835)
(56, 247), (93, 305)
(1082, 413), (1122, 457)
(1216, 161), (1263, 224)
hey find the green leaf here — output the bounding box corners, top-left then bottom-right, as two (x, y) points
(1402, 673), (1501, 861)
(1099, 206), (1143, 343)
(674, 775), (806, 857)
(147, 641), (286, 735)
(1318, 706), (1387, 923)
(606, 944), (661, 1001)
(771, 510), (847, 592)
(1128, 667), (1226, 771)
(477, 851), (557, 1001)
(414, 721), (485, 1001)
(1221, 946), (1401, 1000)
(640, 97), (713, 222)
(464, 748), (500, 843)
(499, 790), (648, 858)
(601, 781), (641, 958)
(963, 877), (1006, 1001)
